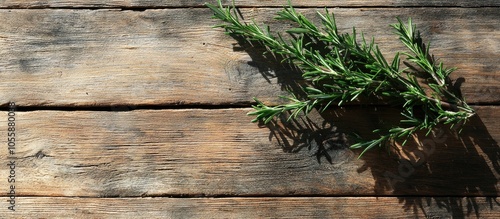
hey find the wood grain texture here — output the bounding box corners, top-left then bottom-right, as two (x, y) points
(0, 0), (499, 8)
(0, 8), (498, 107)
(0, 106), (498, 197)
(0, 1), (498, 218)
(1, 197), (499, 218)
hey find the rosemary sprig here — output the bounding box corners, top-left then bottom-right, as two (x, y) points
(206, 0), (475, 156)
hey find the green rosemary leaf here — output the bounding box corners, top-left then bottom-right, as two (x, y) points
(286, 27), (311, 34)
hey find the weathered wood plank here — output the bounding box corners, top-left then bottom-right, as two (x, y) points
(0, 8), (498, 106)
(1, 197), (499, 218)
(0, 106), (498, 197)
(0, 0), (498, 8)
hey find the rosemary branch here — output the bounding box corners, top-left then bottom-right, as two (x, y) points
(206, 0), (476, 156)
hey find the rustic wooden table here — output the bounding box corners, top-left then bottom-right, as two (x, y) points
(1, 0), (499, 218)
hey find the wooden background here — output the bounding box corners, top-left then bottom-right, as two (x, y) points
(0, 0), (498, 218)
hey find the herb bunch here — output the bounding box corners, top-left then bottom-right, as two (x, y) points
(206, 0), (475, 156)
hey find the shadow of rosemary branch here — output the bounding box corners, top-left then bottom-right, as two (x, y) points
(259, 113), (353, 164)
(228, 34), (307, 99)
(264, 106), (499, 217)
(390, 115), (499, 218)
